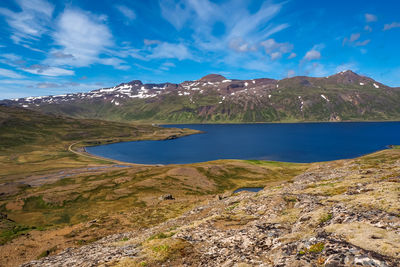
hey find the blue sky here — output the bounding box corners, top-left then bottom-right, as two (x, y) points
(0, 0), (400, 99)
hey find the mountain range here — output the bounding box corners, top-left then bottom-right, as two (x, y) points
(2, 70), (400, 123)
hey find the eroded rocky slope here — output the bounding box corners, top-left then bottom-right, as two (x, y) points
(23, 149), (400, 266)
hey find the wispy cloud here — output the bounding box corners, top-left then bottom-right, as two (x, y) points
(343, 33), (360, 45)
(343, 33), (370, 47)
(365, 13), (377, 23)
(115, 5), (136, 23)
(158, 0), (290, 72)
(160, 61), (176, 71)
(144, 39), (161, 46)
(287, 69), (295, 77)
(261, 39), (293, 61)
(304, 50), (321, 61)
(355, 39), (370, 46)
(0, 68), (25, 79)
(22, 64), (75, 76)
(47, 9), (120, 68)
(383, 22), (400, 31)
(336, 62), (358, 73)
(148, 42), (192, 60)
(36, 82), (63, 88)
(305, 62), (327, 76)
(364, 25), (372, 32)
(0, 0), (54, 45)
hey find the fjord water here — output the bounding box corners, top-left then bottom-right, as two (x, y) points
(86, 122), (400, 164)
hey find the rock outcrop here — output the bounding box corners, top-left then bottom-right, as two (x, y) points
(23, 150), (400, 266)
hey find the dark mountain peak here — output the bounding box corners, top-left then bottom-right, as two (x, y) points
(199, 74), (227, 82)
(127, 80), (143, 86)
(327, 70), (371, 85)
(114, 80), (143, 88)
(334, 70), (359, 77)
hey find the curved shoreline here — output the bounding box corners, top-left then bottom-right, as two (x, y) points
(70, 123), (400, 167)
(78, 140), (400, 167)
(152, 119), (400, 125)
(67, 129), (201, 166)
(68, 141), (144, 166)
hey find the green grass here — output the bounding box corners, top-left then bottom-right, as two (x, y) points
(148, 231), (176, 241)
(298, 242), (325, 255)
(319, 213), (333, 224)
(0, 106), (199, 179)
(0, 223), (37, 245)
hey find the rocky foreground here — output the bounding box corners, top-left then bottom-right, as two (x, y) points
(23, 149), (400, 266)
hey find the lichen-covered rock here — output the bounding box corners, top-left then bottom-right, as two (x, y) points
(22, 151), (400, 266)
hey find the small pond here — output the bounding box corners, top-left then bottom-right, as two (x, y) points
(233, 187), (264, 193)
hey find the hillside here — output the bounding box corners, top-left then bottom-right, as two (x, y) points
(1, 106), (400, 267)
(0, 106), (309, 267)
(19, 148), (400, 267)
(0, 105), (198, 185)
(2, 70), (400, 123)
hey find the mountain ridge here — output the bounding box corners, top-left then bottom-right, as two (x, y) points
(2, 70), (400, 123)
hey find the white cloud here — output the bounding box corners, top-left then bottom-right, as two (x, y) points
(343, 33), (360, 46)
(364, 25), (372, 32)
(1, 54), (22, 61)
(159, 0), (289, 63)
(160, 61), (176, 71)
(336, 63), (358, 73)
(23, 65), (74, 76)
(365, 13), (377, 23)
(270, 52), (282, 61)
(148, 42), (192, 60)
(0, 68), (25, 79)
(261, 39), (293, 54)
(0, 0), (54, 44)
(343, 33), (370, 47)
(47, 9), (117, 68)
(37, 82), (63, 88)
(261, 38), (293, 60)
(163, 62), (176, 67)
(350, 33), (360, 42)
(0, 53), (26, 68)
(115, 5), (136, 23)
(159, 0), (193, 30)
(305, 62), (327, 77)
(287, 69), (296, 77)
(288, 52), (297, 59)
(303, 50), (321, 61)
(383, 22), (400, 31)
(98, 58), (130, 70)
(355, 39), (370, 46)
(229, 38), (256, 52)
(227, 2), (284, 40)
(144, 39), (161, 46)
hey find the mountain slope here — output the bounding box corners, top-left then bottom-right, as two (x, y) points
(20, 148), (400, 266)
(0, 105), (197, 180)
(2, 70), (400, 123)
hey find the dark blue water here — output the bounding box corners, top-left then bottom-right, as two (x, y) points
(233, 187), (264, 194)
(86, 122), (400, 164)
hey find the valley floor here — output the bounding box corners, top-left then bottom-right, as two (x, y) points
(2, 148), (399, 266)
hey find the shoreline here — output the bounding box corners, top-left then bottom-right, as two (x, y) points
(70, 123), (400, 167)
(77, 142), (400, 169)
(158, 119), (400, 125)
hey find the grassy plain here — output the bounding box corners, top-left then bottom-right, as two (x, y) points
(0, 106), (308, 266)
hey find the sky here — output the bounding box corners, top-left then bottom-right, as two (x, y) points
(0, 0), (400, 99)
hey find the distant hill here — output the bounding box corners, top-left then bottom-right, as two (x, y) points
(2, 70), (400, 123)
